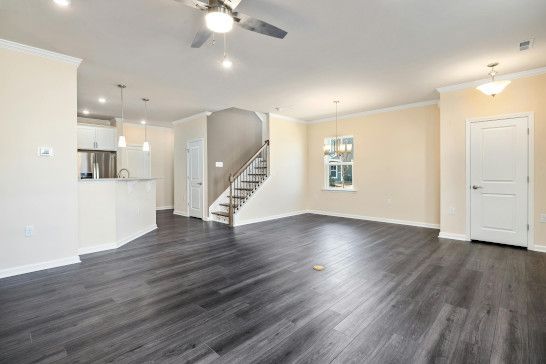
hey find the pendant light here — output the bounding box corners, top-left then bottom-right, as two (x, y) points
(221, 34), (233, 69)
(141, 98), (150, 152)
(323, 100), (352, 158)
(117, 84), (127, 148)
(476, 63), (511, 97)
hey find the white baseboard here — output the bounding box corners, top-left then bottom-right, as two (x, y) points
(117, 224), (158, 248)
(78, 224), (158, 255)
(438, 231), (470, 241)
(530, 244), (546, 253)
(307, 210), (440, 229)
(156, 206), (174, 211)
(234, 210), (307, 226)
(78, 243), (117, 255)
(173, 210), (188, 217)
(0, 256), (81, 279)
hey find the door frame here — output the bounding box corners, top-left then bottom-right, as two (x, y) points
(465, 112), (534, 249)
(186, 138), (205, 219)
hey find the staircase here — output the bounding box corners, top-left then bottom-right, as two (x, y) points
(211, 140), (270, 226)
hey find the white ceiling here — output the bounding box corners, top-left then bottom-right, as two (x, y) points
(1, 0), (545, 126)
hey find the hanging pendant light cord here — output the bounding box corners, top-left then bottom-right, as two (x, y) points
(144, 99), (148, 141)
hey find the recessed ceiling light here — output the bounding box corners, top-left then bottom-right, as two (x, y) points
(140, 120), (146, 125)
(53, 0), (71, 7)
(82, 109), (90, 115)
(98, 97), (106, 104)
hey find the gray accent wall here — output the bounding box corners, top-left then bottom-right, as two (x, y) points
(207, 108), (263, 206)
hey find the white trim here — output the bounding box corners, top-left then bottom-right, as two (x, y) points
(156, 205), (174, 210)
(78, 224), (157, 255)
(269, 113), (307, 124)
(307, 210), (440, 229)
(173, 210), (189, 216)
(0, 38), (82, 66)
(321, 188), (358, 192)
(234, 210), (307, 226)
(308, 100), (439, 124)
(531, 244), (546, 253)
(172, 112), (211, 126)
(465, 113), (534, 248)
(436, 66), (546, 93)
(438, 232), (470, 241)
(0, 256), (81, 279)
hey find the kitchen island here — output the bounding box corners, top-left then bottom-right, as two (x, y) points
(78, 178), (156, 255)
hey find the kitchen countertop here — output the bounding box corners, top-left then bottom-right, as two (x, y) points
(79, 178), (156, 182)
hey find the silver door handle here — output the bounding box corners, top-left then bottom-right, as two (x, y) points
(472, 185), (482, 190)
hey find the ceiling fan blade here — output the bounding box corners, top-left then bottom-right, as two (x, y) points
(191, 28), (213, 48)
(173, 0), (209, 11)
(233, 13), (287, 39)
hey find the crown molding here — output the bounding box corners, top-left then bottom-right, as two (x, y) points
(0, 38), (82, 66)
(172, 111), (212, 126)
(269, 113), (307, 124)
(308, 99), (439, 124)
(436, 66), (546, 94)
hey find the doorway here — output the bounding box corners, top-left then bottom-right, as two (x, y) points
(187, 139), (204, 219)
(466, 113), (534, 247)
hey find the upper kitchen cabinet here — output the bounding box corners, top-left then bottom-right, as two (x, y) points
(77, 124), (117, 151)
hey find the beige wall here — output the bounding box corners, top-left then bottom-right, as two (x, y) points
(124, 124), (174, 209)
(207, 108), (263, 205)
(236, 116), (308, 224)
(173, 114), (208, 214)
(440, 73), (546, 246)
(307, 105), (440, 227)
(0, 47), (80, 275)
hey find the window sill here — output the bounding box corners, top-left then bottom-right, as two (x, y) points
(322, 188), (358, 193)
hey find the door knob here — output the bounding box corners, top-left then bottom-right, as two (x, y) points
(472, 185), (483, 190)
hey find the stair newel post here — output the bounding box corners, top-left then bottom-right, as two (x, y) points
(266, 140), (270, 177)
(229, 174), (234, 227)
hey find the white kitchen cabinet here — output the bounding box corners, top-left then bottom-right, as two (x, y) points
(77, 124), (117, 151)
(77, 125), (97, 150)
(95, 127), (117, 151)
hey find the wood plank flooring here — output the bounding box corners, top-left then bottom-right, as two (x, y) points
(1, 211), (545, 363)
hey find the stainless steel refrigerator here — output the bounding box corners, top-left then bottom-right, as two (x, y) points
(78, 151), (117, 179)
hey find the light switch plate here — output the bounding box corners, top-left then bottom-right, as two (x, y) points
(215, 161), (223, 168)
(25, 225), (34, 237)
(38, 147), (54, 157)
(540, 213), (546, 223)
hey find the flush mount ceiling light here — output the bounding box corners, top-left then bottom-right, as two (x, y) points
(205, 5), (234, 33)
(98, 97), (106, 104)
(53, 0), (71, 7)
(476, 63), (511, 97)
(82, 109), (90, 115)
(117, 84), (127, 148)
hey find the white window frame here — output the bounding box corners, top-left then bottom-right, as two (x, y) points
(324, 135), (354, 191)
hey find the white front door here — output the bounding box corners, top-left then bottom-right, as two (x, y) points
(187, 139), (204, 218)
(469, 116), (528, 247)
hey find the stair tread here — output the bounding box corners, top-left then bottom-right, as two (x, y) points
(227, 195), (246, 199)
(248, 173), (266, 176)
(241, 180), (260, 183)
(235, 187), (254, 191)
(212, 211), (229, 217)
(220, 203), (239, 208)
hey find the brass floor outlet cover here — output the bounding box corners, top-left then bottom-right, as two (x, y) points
(313, 265), (325, 271)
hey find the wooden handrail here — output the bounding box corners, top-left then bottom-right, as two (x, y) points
(229, 140), (269, 182)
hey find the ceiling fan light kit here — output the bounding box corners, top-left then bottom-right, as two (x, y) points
(476, 62), (511, 97)
(205, 5), (234, 33)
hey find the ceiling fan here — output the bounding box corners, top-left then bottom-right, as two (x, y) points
(174, 0), (288, 48)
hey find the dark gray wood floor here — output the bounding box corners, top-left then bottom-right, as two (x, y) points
(1, 211), (545, 363)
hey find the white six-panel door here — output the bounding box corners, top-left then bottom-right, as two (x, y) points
(187, 139), (204, 218)
(469, 116), (528, 247)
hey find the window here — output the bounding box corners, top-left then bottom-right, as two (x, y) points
(324, 136), (354, 190)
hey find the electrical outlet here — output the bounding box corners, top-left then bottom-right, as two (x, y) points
(540, 213), (546, 223)
(448, 207), (456, 215)
(215, 161), (224, 168)
(25, 225), (34, 237)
